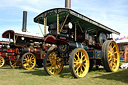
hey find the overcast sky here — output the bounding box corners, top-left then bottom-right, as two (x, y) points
(0, 0), (128, 40)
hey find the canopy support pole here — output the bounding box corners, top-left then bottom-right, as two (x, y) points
(38, 23), (43, 36)
(57, 14), (60, 34)
(60, 14), (69, 33)
(44, 17), (47, 36)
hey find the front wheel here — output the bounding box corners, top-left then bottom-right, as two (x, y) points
(21, 53), (36, 70)
(43, 50), (64, 75)
(69, 48), (89, 78)
(0, 56), (5, 67)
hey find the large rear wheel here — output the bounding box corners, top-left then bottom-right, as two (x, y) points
(21, 53), (36, 70)
(69, 48), (89, 78)
(43, 50), (64, 75)
(0, 56), (5, 67)
(102, 40), (120, 72)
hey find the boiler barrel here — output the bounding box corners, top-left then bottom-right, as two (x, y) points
(68, 42), (88, 50)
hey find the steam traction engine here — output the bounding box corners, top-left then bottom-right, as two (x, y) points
(34, 8), (120, 78)
(0, 11), (49, 70)
(1, 30), (48, 70)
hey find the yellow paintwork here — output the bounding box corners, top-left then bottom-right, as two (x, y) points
(73, 49), (89, 77)
(22, 54), (36, 70)
(46, 51), (63, 75)
(0, 56), (5, 67)
(10, 59), (17, 68)
(108, 41), (120, 72)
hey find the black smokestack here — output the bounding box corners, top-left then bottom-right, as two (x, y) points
(65, 0), (71, 9)
(22, 11), (27, 32)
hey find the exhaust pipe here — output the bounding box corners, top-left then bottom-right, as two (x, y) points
(22, 11), (27, 32)
(65, 0), (71, 9)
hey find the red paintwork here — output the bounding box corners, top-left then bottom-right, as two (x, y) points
(44, 35), (57, 44)
(10, 56), (16, 61)
(0, 52), (6, 57)
(7, 49), (16, 53)
(0, 52), (13, 62)
(2, 30), (14, 38)
(35, 53), (45, 59)
(29, 48), (47, 59)
(60, 36), (66, 40)
(41, 53), (45, 58)
(29, 48), (42, 53)
(0, 42), (16, 64)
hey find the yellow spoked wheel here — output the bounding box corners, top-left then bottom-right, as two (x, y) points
(102, 40), (120, 72)
(0, 56), (5, 68)
(21, 53), (36, 70)
(69, 48), (89, 78)
(43, 50), (64, 75)
(9, 55), (20, 69)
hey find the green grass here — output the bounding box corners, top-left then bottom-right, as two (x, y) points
(0, 65), (128, 85)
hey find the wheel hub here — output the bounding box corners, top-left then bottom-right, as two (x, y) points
(51, 59), (56, 66)
(77, 60), (83, 66)
(111, 53), (115, 57)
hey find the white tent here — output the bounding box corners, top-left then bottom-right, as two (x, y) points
(116, 39), (128, 44)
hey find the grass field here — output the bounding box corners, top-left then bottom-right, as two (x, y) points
(0, 65), (128, 85)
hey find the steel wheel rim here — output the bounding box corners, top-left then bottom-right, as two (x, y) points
(73, 49), (89, 77)
(46, 51), (63, 75)
(108, 41), (120, 72)
(23, 54), (36, 70)
(0, 56), (5, 67)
